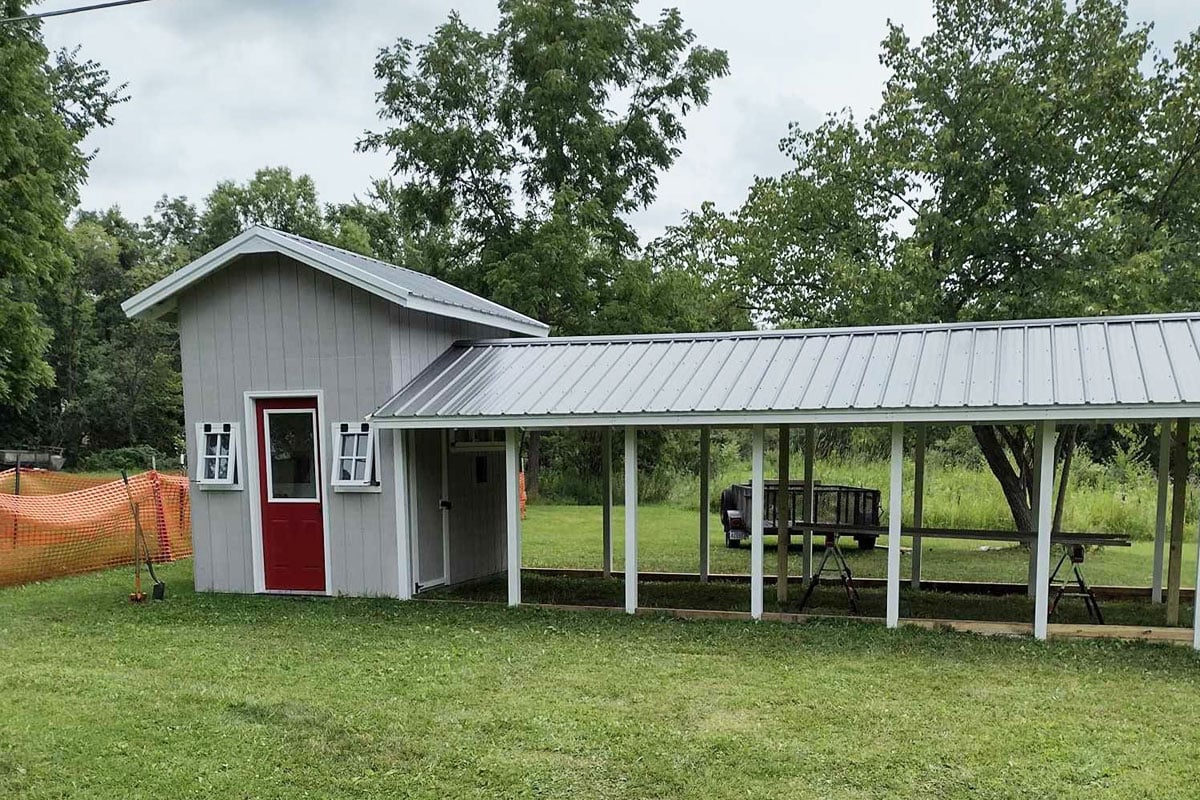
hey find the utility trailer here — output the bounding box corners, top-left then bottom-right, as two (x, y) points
(719, 480), (882, 550)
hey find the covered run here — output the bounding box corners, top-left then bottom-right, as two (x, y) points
(371, 312), (1200, 647)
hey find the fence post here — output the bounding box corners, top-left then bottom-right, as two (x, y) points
(150, 470), (173, 561)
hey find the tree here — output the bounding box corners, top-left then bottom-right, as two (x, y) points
(358, 0), (729, 335)
(681, 0), (1200, 532)
(0, 5), (123, 410)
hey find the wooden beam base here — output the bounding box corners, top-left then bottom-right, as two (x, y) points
(416, 597), (1196, 646)
(524, 566), (1195, 601)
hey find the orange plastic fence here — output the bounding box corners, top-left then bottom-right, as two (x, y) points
(0, 468), (191, 588)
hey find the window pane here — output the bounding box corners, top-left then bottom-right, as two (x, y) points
(204, 435), (218, 457)
(203, 456), (217, 480)
(218, 433), (230, 456)
(217, 456), (229, 480)
(352, 459), (366, 481)
(341, 434), (355, 457)
(268, 412), (317, 499)
(355, 433), (369, 458)
(338, 457), (354, 482)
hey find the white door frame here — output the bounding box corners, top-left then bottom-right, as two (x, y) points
(244, 389), (333, 596)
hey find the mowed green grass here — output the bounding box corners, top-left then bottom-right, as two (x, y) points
(521, 503), (1199, 588)
(3, 561), (1200, 799)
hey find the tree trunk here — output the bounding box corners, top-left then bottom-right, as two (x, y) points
(525, 431), (541, 498)
(974, 424), (1077, 537)
(973, 425), (1035, 533)
(1052, 426), (1076, 533)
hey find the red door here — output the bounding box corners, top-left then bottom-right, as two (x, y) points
(256, 397), (325, 591)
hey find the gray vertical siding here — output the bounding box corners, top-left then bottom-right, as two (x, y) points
(179, 252), (509, 597)
(446, 448), (506, 584)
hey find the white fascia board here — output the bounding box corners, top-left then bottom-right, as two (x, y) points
(403, 294), (550, 338)
(122, 227), (265, 319)
(368, 404), (1200, 430)
(120, 226), (413, 319)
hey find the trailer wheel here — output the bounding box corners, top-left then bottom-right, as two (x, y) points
(719, 488), (738, 532)
(725, 531), (739, 549)
(855, 536), (878, 551)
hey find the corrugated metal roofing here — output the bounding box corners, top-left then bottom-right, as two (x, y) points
(371, 313), (1200, 426)
(266, 229), (546, 332)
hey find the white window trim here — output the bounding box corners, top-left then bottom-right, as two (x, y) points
(194, 421), (242, 490)
(330, 421), (382, 493)
(263, 408), (322, 504)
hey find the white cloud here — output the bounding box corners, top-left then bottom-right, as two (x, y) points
(39, 0), (1198, 244)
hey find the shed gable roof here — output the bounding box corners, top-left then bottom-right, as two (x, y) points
(371, 312), (1200, 427)
(121, 225), (550, 337)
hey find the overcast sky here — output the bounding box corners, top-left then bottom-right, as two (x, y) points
(39, 0), (1200, 243)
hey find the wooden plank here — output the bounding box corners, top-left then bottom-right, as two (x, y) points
(1167, 418), (1189, 625)
(420, 596), (1194, 645)
(521, 566), (1195, 600)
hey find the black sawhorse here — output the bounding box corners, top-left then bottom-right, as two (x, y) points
(1048, 544), (1104, 624)
(795, 532), (861, 614)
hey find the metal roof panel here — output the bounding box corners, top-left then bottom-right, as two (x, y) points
(372, 312), (1200, 423)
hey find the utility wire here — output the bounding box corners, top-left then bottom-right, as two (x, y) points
(0, 0), (159, 25)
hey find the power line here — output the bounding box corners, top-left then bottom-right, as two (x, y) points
(0, 0), (159, 25)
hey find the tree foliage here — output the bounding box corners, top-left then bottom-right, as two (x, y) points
(667, 0), (1200, 530)
(0, 6), (124, 409)
(358, 0), (730, 335)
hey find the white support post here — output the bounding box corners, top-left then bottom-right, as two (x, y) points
(1033, 420), (1057, 641)
(699, 426), (711, 583)
(911, 425), (926, 590)
(1193, 513), (1200, 651)
(394, 430), (413, 601)
(802, 425), (815, 584)
(750, 426), (765, 620)
(602, 428), (613, 579)
(1153, 422), (1170, 603)
(505, 428), (522, 607)
(886, 423), (904, 628)
(777, 424), (790, 603)
(624, 427), (638, 615)
(1027, 423), (1045, 598)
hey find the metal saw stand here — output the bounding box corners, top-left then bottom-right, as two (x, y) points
(1048, 544), (1104, 624)
(795, 532), (861, 614)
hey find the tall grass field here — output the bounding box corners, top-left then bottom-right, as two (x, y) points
(549, 450), (1196, 543)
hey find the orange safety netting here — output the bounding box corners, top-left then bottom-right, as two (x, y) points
(0, 468), (191, 588)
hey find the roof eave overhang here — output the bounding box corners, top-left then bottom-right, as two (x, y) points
(368, 404), (1200, 429)
(121, 226), (549, 336)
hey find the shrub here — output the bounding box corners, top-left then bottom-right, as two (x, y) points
(76, 446), (173, 473)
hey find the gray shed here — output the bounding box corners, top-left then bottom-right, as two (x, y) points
(123, 226), (548, 597)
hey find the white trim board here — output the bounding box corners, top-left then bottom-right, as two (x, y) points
(370, 404), (1200, 431)
(243, 389), (333, 596)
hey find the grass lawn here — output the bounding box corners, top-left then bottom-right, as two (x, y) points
(521, 503), (1200, 588)
(3, 561), (1200, 799)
